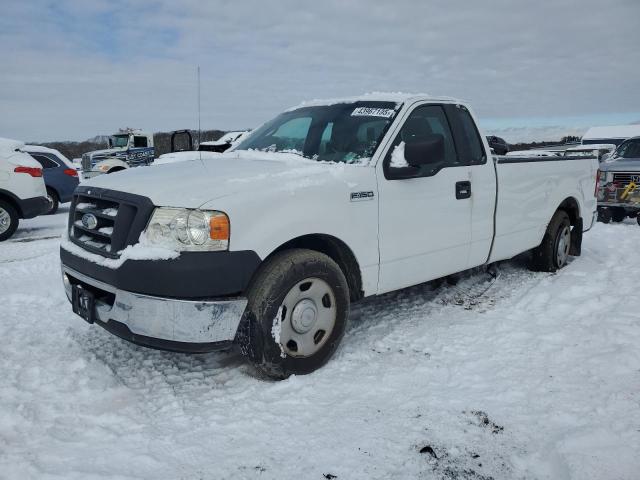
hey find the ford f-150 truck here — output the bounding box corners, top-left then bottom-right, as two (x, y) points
(60, 94), (598, 378)
(595, 136), (640, 224)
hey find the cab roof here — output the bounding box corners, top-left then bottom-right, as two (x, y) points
(287, 92), (463, 111)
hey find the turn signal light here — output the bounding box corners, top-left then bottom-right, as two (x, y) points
(14, 166), (43, 177)
(63, 168), (78, 177)
(209, 214), (230, 241)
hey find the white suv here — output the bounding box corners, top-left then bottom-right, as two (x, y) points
(0, 138), (49, 241)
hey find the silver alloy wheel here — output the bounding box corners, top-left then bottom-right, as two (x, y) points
(0, 207), (11, 234)
(556, 225), (571, 268)
(278, 277), (337, 357)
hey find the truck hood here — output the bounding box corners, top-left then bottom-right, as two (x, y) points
(83, 151), (365, 208)
(599, 158), (640, 172)
(88, 147), (125, 158)
(154, 151), (220, 166)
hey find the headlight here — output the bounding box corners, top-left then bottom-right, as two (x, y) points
(144, 208), (229, 251)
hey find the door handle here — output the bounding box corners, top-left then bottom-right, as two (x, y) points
(456, 181), (471, 199)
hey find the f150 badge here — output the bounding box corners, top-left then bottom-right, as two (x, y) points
(350, 191), (375, 202)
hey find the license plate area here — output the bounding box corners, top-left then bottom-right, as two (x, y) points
(72, 285), (96, 324)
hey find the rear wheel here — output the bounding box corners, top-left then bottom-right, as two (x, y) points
(45, 188), (59, 215)
(530, 210), (571, 272)
(0, 200), (19, 241)
(237, 249), (350, 379)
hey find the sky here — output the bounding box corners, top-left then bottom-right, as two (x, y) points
(1, 0), (639, 143)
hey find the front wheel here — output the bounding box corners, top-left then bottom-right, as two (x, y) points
(237, 249), (350, 379)
(597, 208), (611, 224)
(0, 200), (19, 241)
(530, 210), (572, 272)
(611, 207), (626, 223)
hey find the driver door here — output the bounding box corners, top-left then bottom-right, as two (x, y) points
(376, 104), (472, 294)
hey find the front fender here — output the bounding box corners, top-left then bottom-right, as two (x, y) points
(199, 167), (381, 295)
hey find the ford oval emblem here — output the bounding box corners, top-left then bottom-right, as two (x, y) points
(81, 213), (98, 230)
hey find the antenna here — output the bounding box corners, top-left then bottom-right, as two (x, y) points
(197, 66), (202, 164)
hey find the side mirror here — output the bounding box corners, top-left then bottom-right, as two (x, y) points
(404, 134), (445, 167)
(600, 152), (611, 163)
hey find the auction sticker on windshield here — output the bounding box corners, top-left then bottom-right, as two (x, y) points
(351, 107), (395, 118)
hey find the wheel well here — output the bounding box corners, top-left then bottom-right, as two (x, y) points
(0, 191), (21, 217)
(107, 167), (126, 173)
(46, 185), (59, 199)
(557, 197), (583, 256)
(558, 197), (580, 225)
(270, 234), (364, 301)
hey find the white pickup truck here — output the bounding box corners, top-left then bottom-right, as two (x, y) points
(60, 94), (598, 378)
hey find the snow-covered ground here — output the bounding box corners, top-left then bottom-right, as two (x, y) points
(1, 209), (639, 480)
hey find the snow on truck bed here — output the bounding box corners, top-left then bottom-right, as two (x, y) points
(1, 209), (639, 480)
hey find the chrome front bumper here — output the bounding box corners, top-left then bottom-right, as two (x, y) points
(62, 266), (247, 346)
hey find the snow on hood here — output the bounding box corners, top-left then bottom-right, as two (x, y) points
(88, 147), (125, 157)
(201, 131), (247, 146)
(154, 151), (220, 166)
(83, 150), (364, 208)
(598, 157), (640, 172)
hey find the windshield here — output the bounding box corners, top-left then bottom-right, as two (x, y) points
(615, 139), (640, 159)
(234, 102), (400, 164)
(111, 135), (129, 148)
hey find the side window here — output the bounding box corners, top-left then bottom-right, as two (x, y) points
(133, 136), (148, 148)
(444, 104), (486, 165)
(30, 154), (58, 169)
(384, 105), (458, 179)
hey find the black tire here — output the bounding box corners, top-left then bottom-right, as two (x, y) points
(0, 200), (19, 242)
(530, 210), (572, 272)
(597, 208), (611, 224)
(237, 249), (350, 379)
(611, 207), (626, 223)
(45, 188), (59, 215)
(637, 215), (640, 227)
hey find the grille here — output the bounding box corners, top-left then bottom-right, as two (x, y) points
(69, 187), (154, 258)
(612, 172), (640, 186)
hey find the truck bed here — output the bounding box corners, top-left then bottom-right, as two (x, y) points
(489, 154), (598, 263)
